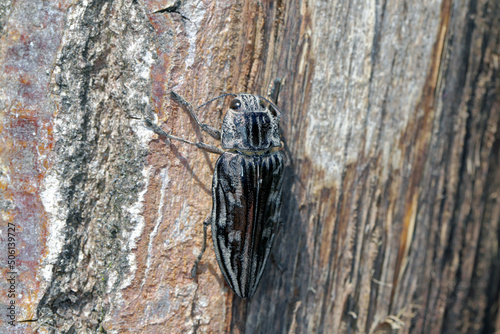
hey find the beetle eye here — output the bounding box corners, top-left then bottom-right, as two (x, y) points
(230, 99), (241, 110)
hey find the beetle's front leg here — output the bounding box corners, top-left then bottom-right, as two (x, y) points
(144, 119), (224, 154)
(170, 91), (222, 141)
(191, 217), (211, 278)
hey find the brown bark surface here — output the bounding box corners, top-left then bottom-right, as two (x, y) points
(1, 0), (499, 333)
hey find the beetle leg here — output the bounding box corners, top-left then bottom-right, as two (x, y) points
(170, 91), (222, 141)
(145, 119), (224, 154)
(195, 142), (224, 154)
(191, 217), (211, 278)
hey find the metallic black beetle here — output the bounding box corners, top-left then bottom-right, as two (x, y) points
(146, 87), (284, 298)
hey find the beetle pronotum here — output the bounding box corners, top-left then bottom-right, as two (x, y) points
(146, 82), (284, 298)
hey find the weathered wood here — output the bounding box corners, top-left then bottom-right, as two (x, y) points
(1, 0), (498, 333)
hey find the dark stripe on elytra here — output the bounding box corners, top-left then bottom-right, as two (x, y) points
(256, 157), (274, 263)
(240, 156), (256, 296)
(247, 156), (260, 296)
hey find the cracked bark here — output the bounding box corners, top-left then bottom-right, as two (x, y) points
(1, 0), (499, 333)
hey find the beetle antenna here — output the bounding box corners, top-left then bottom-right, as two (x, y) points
(196, 93), (237, 110)
(257, 95), (286, 121)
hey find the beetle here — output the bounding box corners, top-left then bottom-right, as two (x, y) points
(146, 83), (284, 298)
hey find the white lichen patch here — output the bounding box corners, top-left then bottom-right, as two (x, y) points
(183, 2), (207, 70)
(121, 165), (151, 289)
(40, 172), (68, 283)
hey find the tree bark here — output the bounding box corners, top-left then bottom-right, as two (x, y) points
(1, 0), (499, 333)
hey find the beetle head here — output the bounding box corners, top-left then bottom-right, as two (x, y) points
(221, 94), (281, 152)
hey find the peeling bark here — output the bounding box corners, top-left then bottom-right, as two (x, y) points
(0, 0), (498, 333)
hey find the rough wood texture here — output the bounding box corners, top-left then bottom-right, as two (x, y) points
(1, 0), (498, 333)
